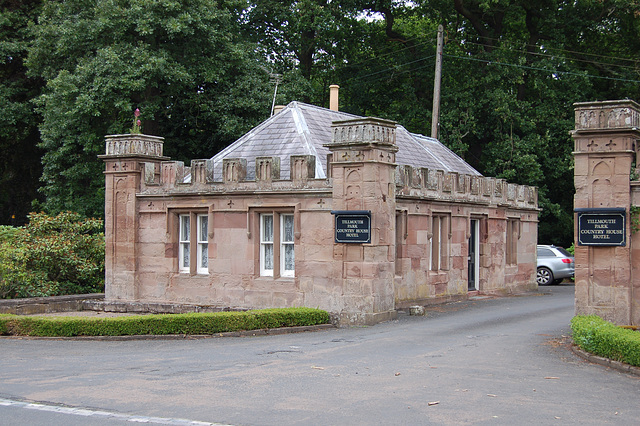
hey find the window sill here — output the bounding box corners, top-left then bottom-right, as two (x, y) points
(256, 276), (296, 281)
(176, 272), (210, 277)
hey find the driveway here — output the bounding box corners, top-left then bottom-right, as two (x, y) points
(1, 284), (639, 425)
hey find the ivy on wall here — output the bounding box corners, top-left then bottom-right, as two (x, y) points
(631, 206), (640, 234)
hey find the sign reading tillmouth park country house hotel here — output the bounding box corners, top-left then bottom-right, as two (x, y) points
(575, 208), (626, 246)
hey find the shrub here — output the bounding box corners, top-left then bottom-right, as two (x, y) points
(566, 243), (575, 256)
(0, 226), (21, 298)
(571, 315), (640, 367)
(0, 212), (105, 298)
(0, 308), (331, 337)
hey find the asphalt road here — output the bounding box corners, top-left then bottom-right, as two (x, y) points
(1, 284), (639, 425)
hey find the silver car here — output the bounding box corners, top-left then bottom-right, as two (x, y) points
(537, 245), (575, 285)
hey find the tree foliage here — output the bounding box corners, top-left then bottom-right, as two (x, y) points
(0, 0), (44, 226)
(0, 211), (105, 298)
(309, 0), (639, 246)
(2, 0), (639, 246)
(27, 0), (273, 218)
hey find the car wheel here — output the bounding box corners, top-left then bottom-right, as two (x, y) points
(537, 267), (553, 285)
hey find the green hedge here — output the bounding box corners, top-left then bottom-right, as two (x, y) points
(0, 308), (330, 337)
(571, 315), (640, 367)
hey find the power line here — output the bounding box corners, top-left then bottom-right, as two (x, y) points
(443, 53), (640, 84)
(339, 36), (437, 71)
(453, 39), (640, 72)
(453, 36), (640, 66)
(339, 44), (639, 87)
(343, 55), (435, 83)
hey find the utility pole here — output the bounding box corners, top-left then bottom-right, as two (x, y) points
(431, 25), (444, 140)
(270, 73), (282, 116)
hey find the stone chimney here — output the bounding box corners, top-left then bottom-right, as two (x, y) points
(329, 85), (339, 111)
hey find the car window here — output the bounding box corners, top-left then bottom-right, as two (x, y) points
(537, 248), (554, 257)
(555, 247), (573, 257)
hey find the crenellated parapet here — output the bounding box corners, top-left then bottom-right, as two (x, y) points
(134, 152), (537, 209)
(139, 154), (327, 195)
(395, 165), (538, 209)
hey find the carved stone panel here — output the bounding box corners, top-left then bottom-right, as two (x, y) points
(470, 176), (480, 195)
(443, 173), (453, 193)
(575, 101), (640, 130)
(223, 158), (247, 183)
(507, 183), (516, 201)
(291, 155), (315, 182)
(105, 134), (165, 157)
(255, 157), (281, 182)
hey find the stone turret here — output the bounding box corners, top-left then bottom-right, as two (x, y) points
(100, 134), (168, 301)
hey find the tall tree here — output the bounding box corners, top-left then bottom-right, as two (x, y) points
(243, 0), (371, 105)
(27, 0), (272, 218)
(0, 0), (44, 225)
(330, 0), (640, 246)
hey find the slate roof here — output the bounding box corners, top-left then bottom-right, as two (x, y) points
(211, 102), (480, 180)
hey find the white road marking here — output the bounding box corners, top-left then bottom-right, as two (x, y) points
(0, 397), (231, 425)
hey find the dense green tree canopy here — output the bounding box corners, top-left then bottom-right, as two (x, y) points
(2, 0), (639, 247)
(26, 0), (272, 217)
(0, 0), (44, 225)
(327, 0), (639, 246)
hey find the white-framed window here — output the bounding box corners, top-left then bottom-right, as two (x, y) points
(259, 212), (295, 277)
(281, 214), (295, 277)
(260, 214), (275, 276)
(179, 214), (191, 272)
(197, 215), (209, 274)
(178, 212), (209, 274)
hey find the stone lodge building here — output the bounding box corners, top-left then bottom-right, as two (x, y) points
(101, 98), (539, 325)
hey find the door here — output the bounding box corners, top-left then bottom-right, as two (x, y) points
(468, 219), (479, 291)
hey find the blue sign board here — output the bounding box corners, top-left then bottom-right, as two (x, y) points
(332, 210), (371, 243)
(575, 208), (626, 246)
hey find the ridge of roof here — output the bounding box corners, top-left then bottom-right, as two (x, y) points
(290, 103), (324, 178)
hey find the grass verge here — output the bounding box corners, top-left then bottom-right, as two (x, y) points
(571, 315), (640, 367)
(0, 308), (330, 337)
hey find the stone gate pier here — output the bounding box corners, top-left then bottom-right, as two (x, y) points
(572, 99), (640, 325)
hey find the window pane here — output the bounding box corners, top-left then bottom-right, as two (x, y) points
(262, 215), (273, 242)
(264, 244), (274, 270)
(200, 244), (208, 269)
(180, 215), (190, 241)
(182, 243), (190, 268)
(284, 244), (294, 271)
(283, 215), (294, 242)
(199, 216), (208, 242)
